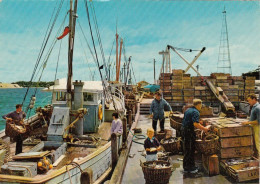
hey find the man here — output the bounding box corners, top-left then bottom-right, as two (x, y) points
(2, 104), (26, 155)
(149, 91), (172, 133)
(181, 99), (208, 174)
(241, 94), (260, 158)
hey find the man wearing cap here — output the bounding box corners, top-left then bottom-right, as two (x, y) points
(181, 99), (209, 174)
(149, 91), (172, 133)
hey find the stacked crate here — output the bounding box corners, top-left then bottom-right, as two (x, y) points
(244, 76), (255, 98)
(159, 73), (172, 101)
(171, 70), (184, 102)
(232, 76), (244, 101)
(212, 119), (254, 159)
(182, 74), (194, 103)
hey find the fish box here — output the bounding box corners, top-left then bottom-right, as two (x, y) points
(220, 157), (259, 182)
(215, 124), (253, 138)
(220, 136), (253, 148)
(1, 162), (37, 177)
(219, 146), (254, 159)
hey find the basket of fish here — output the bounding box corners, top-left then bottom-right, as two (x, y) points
(154, 131), (166, 142)
(5, 120), (30, 139)
(220, 157), (259, 182)
(140, 160), (172, 184)
(160, 137), (181, 154)
(195, 132), (219, 155)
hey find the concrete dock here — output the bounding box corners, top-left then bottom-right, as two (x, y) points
(121, 101), (259, 184)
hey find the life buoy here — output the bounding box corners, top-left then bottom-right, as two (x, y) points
(98, 104), (103, 120)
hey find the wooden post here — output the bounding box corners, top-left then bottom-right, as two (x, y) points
(111, 133), (118, 171)
(128, 110), (132, 128)
(80, 168), (93, 184)
(122, 117), (127, 144)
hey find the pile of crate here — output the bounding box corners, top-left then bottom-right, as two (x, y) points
(159, 71), (256, 105)
(244, 76), (256, 99)
(212, 118), (258, 182)
(159, 73), (172, 101)
(171, 70), (184, 102)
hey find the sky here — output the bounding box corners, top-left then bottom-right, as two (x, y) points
(0, 0), (259, 84)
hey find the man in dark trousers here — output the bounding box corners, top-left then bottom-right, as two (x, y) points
(181, 99), (208, 173)
(149, 91), (172, 133)
(2, 104), (26, 155)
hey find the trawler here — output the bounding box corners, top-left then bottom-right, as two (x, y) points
(0, 0), (129, 183)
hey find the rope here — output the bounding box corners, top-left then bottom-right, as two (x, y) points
(65, 161), (84, 184)
(84, 0), (107, 96)
(22, 0), (64, 106)
(129, 129), (146, 145)
(89, 1), (109, 79)
(51, 39), (62, 102)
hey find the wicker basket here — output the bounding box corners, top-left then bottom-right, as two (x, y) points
(5, 121), (29, 139)
(140, 160), (172, 184)
(155, 131), (166, 142)
(170, 118), (182, 131)
(160, 137), (181, 154)
(195, 134), (219, 155)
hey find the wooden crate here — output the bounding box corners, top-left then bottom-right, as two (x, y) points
(202, 154), (219, 176)
(172, 69), (184, 75)
(216, 124), (253, 138)
(220, 136), (253, 148)
(216, 76), (228, 80)
(217, 83), (229, 87)
(172, 76), (183, 80)
(227, 159), (259, 182)
(219, 146), (254, 159)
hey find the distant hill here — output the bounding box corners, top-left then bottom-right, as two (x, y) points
(11, 81), (54, 87)
(0, 83), (21, 88)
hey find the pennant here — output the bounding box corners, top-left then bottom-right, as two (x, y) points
(57, 26), (70, 40)
(99, 65), (104, 70)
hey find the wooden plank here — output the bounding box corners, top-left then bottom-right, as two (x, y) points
(53, 155), (65, 167)
(220, 146), (254, 158)
(220, 136), (253, 148)
(109, 103), (140, 184)
(12, 151), (50, 160)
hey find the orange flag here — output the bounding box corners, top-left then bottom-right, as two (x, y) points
(57, 26), (70, 40)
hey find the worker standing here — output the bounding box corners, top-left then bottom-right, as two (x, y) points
(181, 99), (208, 173)
(149, 92), (172, 133)
(242, 94), (260, 158)
(2, 104), (26, 155)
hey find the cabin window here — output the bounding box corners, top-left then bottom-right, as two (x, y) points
(56, 92), (66, 101)
(83, 92), (94, 101)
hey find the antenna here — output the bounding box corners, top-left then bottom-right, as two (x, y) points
(217, 6), (232, 74)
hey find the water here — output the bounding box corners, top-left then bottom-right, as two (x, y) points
(0, 88), (51, 131)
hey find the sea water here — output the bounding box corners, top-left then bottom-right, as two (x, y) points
(0, 88), (51, 131)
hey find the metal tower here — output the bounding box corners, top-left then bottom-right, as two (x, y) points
(217, 6), (232, 75)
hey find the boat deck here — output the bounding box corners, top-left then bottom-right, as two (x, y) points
(121, 114), (259, 184)
(1, 122), (112, 178)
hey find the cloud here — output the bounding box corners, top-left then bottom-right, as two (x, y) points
(0, 1), (259, 84)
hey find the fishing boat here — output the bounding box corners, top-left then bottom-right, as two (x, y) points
(0, 0), (129, 183)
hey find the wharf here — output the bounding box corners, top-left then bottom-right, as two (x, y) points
(121, 101), (259, 184)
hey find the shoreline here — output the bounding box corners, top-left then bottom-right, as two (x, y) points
(0, 83), (22, 88)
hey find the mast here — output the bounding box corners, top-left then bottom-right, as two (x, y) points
(115, 33), (119, 81)
(67, 0), (78, 107)
(116, 38), (123, 82)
